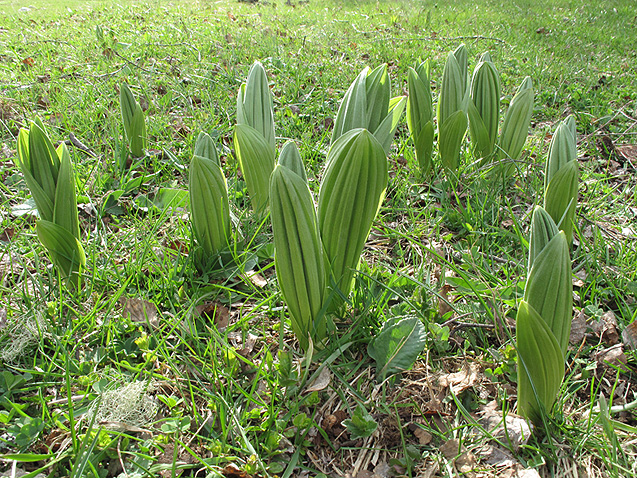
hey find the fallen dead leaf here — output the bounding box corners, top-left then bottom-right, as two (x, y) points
(439, 438), (463, 459)
(0, 307), (6, 329)
(478, 401), (532, 450)
(438, 284), (454, 317)
(408, 423), (432, 445)
(569, 310), (589, 344)
(438, 362), (480, 394)
(0, 227), (15, 242)
(246, 270), (267, 288)
(595, 344), (628, 371)
(306, 366), (331, 392)
(621, 321), (637, 349)
(22, 57), (35, 67)
(617, 144), (637, 163)
(233, 332), (258, 357)
(195, 302), (229, 329)
(121, 298), (159, 328)
(455, 451), (477, 473)
(221, 464), (251, 478)
(479, 444), (517, 468)
(517, 469), (541, 478)
(596, 311), (620, 345)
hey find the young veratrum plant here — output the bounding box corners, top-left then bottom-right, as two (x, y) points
(331, 64), (406, 155)
(319, 129), (388, 312)
(270, 141), (326, 351)
(437, 45), (469, 173)
(468, 52), (501, 161)
(516, 206), (572, 424)
(544, 115), (578, 244)
(496, 76), (534, 172)
(120, 83), (147, 158)
(234, 61), (276, 213)
(406, 60), (434, 175)
(15, 119), (85, 289)
(189, 132), (231, 266)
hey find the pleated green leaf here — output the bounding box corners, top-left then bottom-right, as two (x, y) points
(120, 83), (147, 158)
(332, 65), (404, 155)
(545, 115), (577, 190)
(414, 121), (435, 175)
(189, 154), (231, 258)
(516, 300), (565, 424)
(374, 95), (407, 155)
(278, 141), (307, 183)
(332, 68), (368, 144)
(53, 143), (80, 241)
(498, 76), (534, 161)
(36, 220), (86, 289)
(406, 62), (432, 137)
(528, 206), (559, 271)
(453, 44), (468, 94)
(437, 52), (467, 127)
(270, 165), (326, 351)
(237, 62), (276, 152)
(234, 123), (276, 213)
(439, 109), (468, 172)
(318, 129), (388, 307)
(524, 231), (572, 354)
(194, 132), (220, 166)
(544, 159), (578, 245)
(470, 55), (500, 159)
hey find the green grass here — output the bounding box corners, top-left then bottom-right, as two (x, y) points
(1, 0), (636, 476)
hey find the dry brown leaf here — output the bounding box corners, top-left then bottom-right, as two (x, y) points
(517, 469), (541, 478)
(246, 270), (267, 288)
(222, 463), (251, 478)
(478, 401), (532, 450)
(0, 307), (6, 329)
(234, 332), (259, 357)
(569, 310), (589, 344)
(598, 311), (620, 345)
(617, 144), (637, 162)
(455, 451), (477, 473)
(438, 284), (454, 317)
(306, 366), (331, 392)
(121, 298), (159, 328)
(479, 444), (517, 468)
(595, 344), (628, 371)
(195, 302), (229, 329)
(439, 438), (463, 459)
(409, 424), (432, 445)
(621, 321), (637, 350)
(438, 362), (480, 394)
(0, 227), (15, 242)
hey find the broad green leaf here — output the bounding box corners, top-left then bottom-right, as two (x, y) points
(52, 143), (80, 240)
(332, 68), (369, 144)
(365, 64), (390, 133)
(120, 83), (146, 158)
(270, 165), (326, 351)
(528, 206), (559, 270)
(368, 316), (427, 381)
(524, 231), (572, 353)
(234, 123), (276, 213)
(194, 132), (220, 166)
(414, 121), (435, 175)
(467, 101), (492, 159)
(190, 155), (231, 257)
(36, 220), (85, 289)
(439, 109), (468, 172)
(239, 62), (276, 152)
(452, 44), (468, 94)
(498, 76), (533, 161)
(342, 404), (378, 440)
(545, 115), (576, 189)
(406, 64), (432, 137)
(373, 95), (406, 155)
(437, 52), (466, 127)
(516, 301), (564, 424)
(544, 159), (578, 245)
(278, 141), (307, 183)
(318, 129), (387, 307)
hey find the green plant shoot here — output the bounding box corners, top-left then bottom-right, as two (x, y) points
(120, 83), (147, 158)
(468, 52), (501, 160)
(15, 119), (85, 289)
(406, 60), (434, 175)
